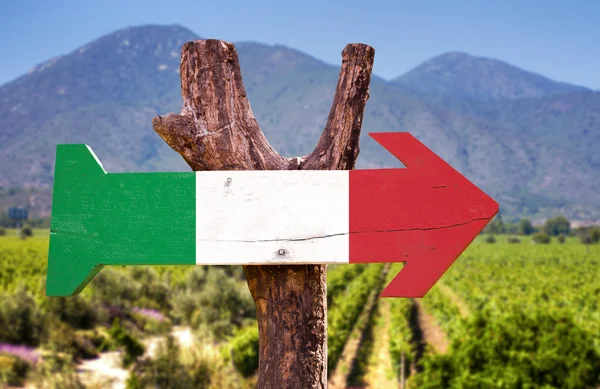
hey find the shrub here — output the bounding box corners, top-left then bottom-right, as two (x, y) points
(557, 234), (566, 244)
(0, 353), (30, 386)
(518, 218), (535, 235)
(592, 227), (600, 243)
(26, 352), (86, 389)
(91, 269), (139, 309)
(19, 225), (33, 239)
(108, 319), (145, 368)
(126, 372), (143, 389)
(412, 308), (600, 388)
(578, 227), (600, 245)
(542, 215), (570, 236)
(532, 233), (551, 244)
(131, 335), (209, 389)
(45, 296), (98, 329)
(484, 235), (497, 243)
(230, 325), (259, 378)
(0, 227), (6, 236)
(173, 268), (255, 340)
(0, 289), (43, 346)
(507, 236), (521, 244)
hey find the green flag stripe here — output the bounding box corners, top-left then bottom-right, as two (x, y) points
(47, 145), (196, 296)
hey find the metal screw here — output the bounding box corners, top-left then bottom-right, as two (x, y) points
(278, 249), (286, 256)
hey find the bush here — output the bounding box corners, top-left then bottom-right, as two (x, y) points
(0, 289), (43, 346)
(557, 234), (566, 244)
(45, 296), (98, 330)
(507, 236), (521, 244)
(532, 233), (551, 244)
(26, 352), (86, 389)
(108, 319), (145, 368)
(0, 353), (31, 386)
(518, 218), (535, 235)
(592, 227), (600, 243)
(542, 215), (570, 236)
(130, 335), (209, 389)
(19, 225), (33, 239)
(91, 269), (139, 310)
(0, 227), (6, 236)
(412, 308), (600, 388)
(484, 235), (496, 243)
(578, 227), (600, 245)
(172, 268), (255, 340)
(230, 325), (259, 378)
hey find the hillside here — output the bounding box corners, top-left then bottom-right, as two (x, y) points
(393, 51), (589, 101)
(0, 24), (598, 220)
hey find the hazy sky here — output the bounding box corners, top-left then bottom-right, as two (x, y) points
(1, 0), (599, 88)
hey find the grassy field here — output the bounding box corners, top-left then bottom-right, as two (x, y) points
(0, 230), (599, 388)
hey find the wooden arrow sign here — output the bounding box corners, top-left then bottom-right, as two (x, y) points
(46, 132), (498, 298)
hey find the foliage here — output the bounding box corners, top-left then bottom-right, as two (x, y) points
(171, 267), (255, 340)
(26, 352), (86, 389)
(44, 296), (98, 330)
(327, 264), (366, 308)
(0, 287), (44, 346)
(506, 236), (521, 244)
(20, 225), (33, 239)
(484, 234), (496, 243)
(577, 226), (600, 245)
(0, 227), (5, 236)
(327, 264), (384, 373)
(557, 233), (566, 244)
(43, 319), (98, 360)
(2, 230), (600, 386)
(388, 264), (417, 384)
(413, 308), (600, 388)
(131, 335), (214, 389)
(542, 215), (571, 236)
(485, 214), (505, 234)
(518, 218), (535, 235)
(433, 239), (600, 387)
(108, 318), (145, 368)
(532, 232), (551, 244)
(0, 353), (31, 386)
(230, 325), (259, 378)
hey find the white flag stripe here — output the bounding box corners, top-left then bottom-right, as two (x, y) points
(195, 171), (350, 265)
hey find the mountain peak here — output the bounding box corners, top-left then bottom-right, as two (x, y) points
(393, 51), (588, 101)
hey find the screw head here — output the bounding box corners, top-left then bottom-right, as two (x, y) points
(278, 249), (286, 256)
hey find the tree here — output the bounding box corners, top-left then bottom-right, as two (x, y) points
(518, 218), (535, 235)
(542, 215), (570, 236)
(486, 213), (505, 234)
(578, 226), (600, 245)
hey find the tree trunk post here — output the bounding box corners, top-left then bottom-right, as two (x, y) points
(153, 39), (374, 388)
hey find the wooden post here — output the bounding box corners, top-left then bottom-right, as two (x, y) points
(153, 39), (374, 388)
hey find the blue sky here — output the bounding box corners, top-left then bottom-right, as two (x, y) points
(1, 0), (599, 88)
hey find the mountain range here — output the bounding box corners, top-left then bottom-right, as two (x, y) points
(0, 24), (598, 222)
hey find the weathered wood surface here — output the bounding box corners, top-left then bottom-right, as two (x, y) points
(195, 170), (350, 265)
(153, 39), (374, 389)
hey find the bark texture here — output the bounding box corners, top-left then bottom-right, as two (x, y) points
(153, 39), (374, 389)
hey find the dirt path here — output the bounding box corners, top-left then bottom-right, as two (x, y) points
(77, 326), (195, 389)
(361, 298), (398, 389)
(77, 350), (128, 389)
(414, 301), (449, 354)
